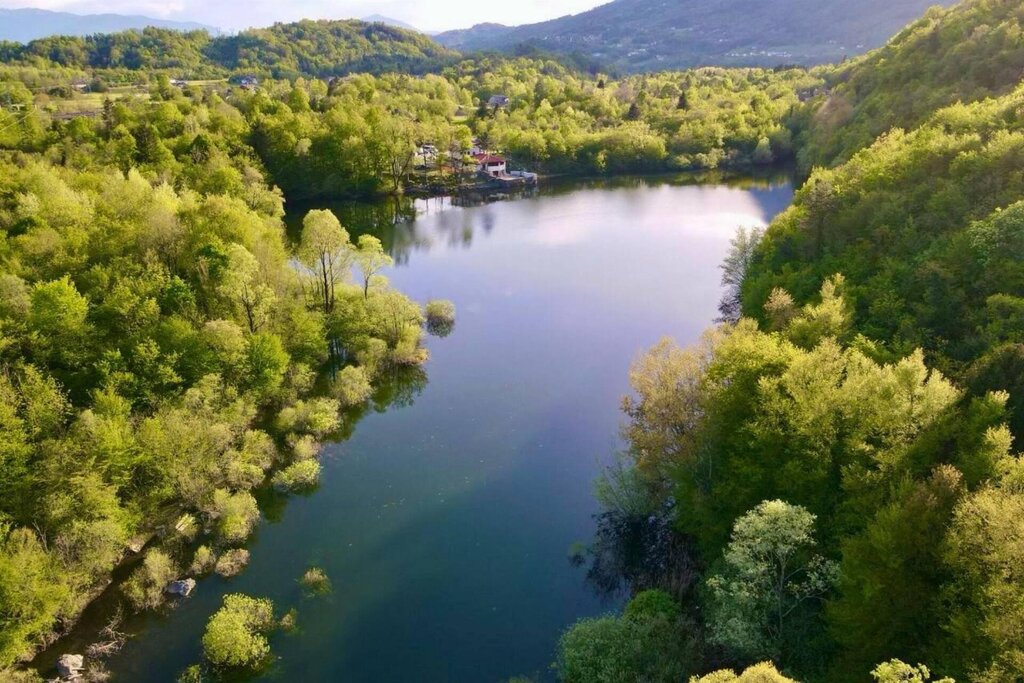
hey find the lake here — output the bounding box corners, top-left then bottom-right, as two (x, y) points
(99, 173), (794, 682)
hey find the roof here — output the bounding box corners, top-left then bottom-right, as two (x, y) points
(487, 94), (509, 106)
(472, 153), (505, 163)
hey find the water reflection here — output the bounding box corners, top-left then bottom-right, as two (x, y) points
(71, 172), (795, 683)
(30, 363), (431, 679)
(284, 169), (793, 268)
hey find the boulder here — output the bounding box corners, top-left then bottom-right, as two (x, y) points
(165, 578), (196, 597)
(56, 653), (84, 680)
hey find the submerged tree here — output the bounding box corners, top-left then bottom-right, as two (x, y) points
(354, 235), (393, 299)
(299, 209), (352, 314)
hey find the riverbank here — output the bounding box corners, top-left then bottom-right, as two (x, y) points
(54, 173), (794, 683)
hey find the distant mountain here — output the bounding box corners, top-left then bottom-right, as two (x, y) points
(0, 7), (217, 43)
(435, 0), (959, 72)
(360, 14), (420, 32)
(2, 19), (459, 78)
(800, 0), (1024, 168)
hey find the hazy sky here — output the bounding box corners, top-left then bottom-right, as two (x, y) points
(0, 0), (606, 32)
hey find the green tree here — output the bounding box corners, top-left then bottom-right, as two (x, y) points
(298, 210), (352, 314)
(354, 234), (392, 299)
(202, 593), (275, 668)
(705, 500), (838, 663)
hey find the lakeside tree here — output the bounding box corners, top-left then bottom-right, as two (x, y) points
(354, 235), (393, 299)
(299, 209), (353, 314)
(705, 500), (838, 664)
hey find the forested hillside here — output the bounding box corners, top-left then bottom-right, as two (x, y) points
(556, 0), (1024, 682)
(436, 0), (955, 72)
(797, 0), (1024, 168)
(0, 61), (433, 674)
(3, 0), (1024, 679)
(0, 20), (457, 79)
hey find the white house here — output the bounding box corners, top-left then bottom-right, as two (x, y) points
(472, 153), (507, 176)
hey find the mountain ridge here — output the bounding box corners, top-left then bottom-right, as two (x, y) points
(0, 7), (218, 43)
(435, 0), (959, 72)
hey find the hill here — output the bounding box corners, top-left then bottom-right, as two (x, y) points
(0, 7), (216, 43)
(361, 14), (421, 32)
(434, 0), (956, 72)
(797, 0), (1024, 168)
(0, 19), (459, 78)
(745, 0), (1024, 442)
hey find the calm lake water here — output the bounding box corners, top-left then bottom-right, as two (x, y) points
(99, 173), (793, 682)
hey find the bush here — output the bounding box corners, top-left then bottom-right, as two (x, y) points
(275, 398), (340, 438)
(190, 546), (217, 575)
(214, 549), (250, 577)
(299, 567), (331, 596)
(124, 549), (177, 610)
(202, 594), (274, 668)
(272, 460), (321, 491)
(289, 434), (320, 460)
(425, 300), (456, 324)
(331, 365), (372, 408)
(211, 490), (260, 543)
(557, 591), (695, 683)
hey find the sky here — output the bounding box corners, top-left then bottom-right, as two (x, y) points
(0, 0), (606, 33)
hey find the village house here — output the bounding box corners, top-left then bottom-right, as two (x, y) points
(487, 94), (509, 109)
(473, 152), (507, 177)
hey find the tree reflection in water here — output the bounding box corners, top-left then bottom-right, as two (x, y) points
(579, 501), (700, 603)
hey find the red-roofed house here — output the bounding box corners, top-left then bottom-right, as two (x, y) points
(472, 153), (507, 177)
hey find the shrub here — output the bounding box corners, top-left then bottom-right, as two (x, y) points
(424, 299), (456, 337)
(211, 490), (260, 543)
(124, 549), (177, 610)
(331, 365), (372, 407)
(202, 594), (274, 668)
(299, 567), (331, 595)
(214, 549), (250, 577)
(289, 434), (320, 461)
(190, 546), (216, 575)
(272, 460), (321, 491)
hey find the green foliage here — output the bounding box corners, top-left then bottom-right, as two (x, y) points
(705, 501), (837, 664)
(799, 0), (1024, 168)
(332, 365), (373, 408)
(271, 460), (321, 491)
(871, 660), (953, 683)
(745, 85), (1024, 439)
(2, 21), (456, 78)
(617, 299), (1012, 679)
(123, 548), (178, 610)
(212, 490), (260, 543)
(299, 567), (331, 596)
(556, 590), (696, 683)
(425, 299), (456, 325)
(689, 662), (798, 682)
(202, 593), (275, 668)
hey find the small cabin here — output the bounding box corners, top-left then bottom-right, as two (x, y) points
(487, 94), (509, 109)
(473, 153), (507, 176)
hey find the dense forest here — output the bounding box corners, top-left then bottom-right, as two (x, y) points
(554, 0), (1024, 682)
(0, 20), (457, 79)
(2, 0), (1024, 679)
(795, 0), (1024, 168)
(0, 50), (434, 677)
(435, 0), (953, 72)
